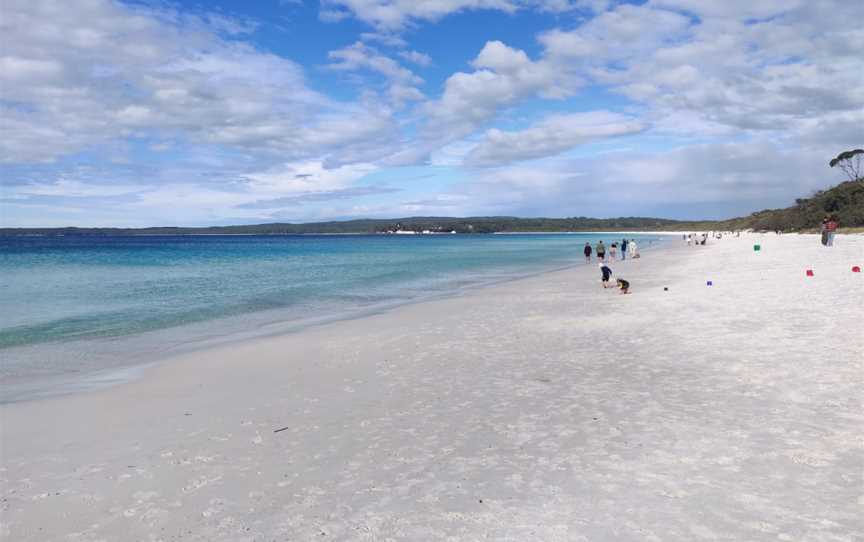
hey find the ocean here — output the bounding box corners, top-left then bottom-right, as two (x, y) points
(0, 233), (665, 401)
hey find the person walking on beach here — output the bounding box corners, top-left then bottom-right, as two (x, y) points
(820, 216), (830, 246)
(583, 242), (592, 262)
(599, 262), (613, 288)
(825, 215), (839, 246)
(610, 242), (618, 261)
(621, 238), (628, 260)
(629, 239), (639, 259)
(596, 240), (606, 262)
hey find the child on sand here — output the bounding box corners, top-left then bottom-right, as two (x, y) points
(599, 262), (613, 288)
(616, 278), (630, 294)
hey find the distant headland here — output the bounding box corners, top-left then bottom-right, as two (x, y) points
(3, 180), (861, 235)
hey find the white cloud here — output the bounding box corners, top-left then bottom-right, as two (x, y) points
(0, 0), (400, 165)
(429, 140), (477, 166)
(327, 41), (425, 105)
(539, 4), (691, 61)
(538, 1), (864, 140)
(398, 50), (433, 67)
(241, 161), (378, 196)
(2, 155), (383, 227)
(13, 179), (148, 198)
(649, 0), (803, 19)
(359, 32), (408, 47)
(445, 139), (841, 219)
(328, 42), (419, 83)
(465, 111), (645, 166)
(426, 41), (579, 139)
(3, 0), (863, 226)
(320, 0), (579, 30)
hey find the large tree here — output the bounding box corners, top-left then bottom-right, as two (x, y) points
(829, 149), (863, 182)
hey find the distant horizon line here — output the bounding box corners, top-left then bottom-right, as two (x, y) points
(0, 214), (730, 231)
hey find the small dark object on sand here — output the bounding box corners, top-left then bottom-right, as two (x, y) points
(663, 287), (668, 291)
(274, 426), (290, 433)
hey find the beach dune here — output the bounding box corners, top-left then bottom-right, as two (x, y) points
(1, 233), (862, 541)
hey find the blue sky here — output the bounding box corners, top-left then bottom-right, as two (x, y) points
(1, 0), (861, 227)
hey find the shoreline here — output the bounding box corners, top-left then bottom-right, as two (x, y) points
(2, 233), (861, 541)
(3, 230), (702, 236)
(493, 230), (694, 235)
(1, 235), (674, 404)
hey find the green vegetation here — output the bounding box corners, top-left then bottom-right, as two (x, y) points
(829, 149), (863, 184)
(0, 216), (688, 236)
(3, 181), (861, 236)
(711, 180), (864, 233)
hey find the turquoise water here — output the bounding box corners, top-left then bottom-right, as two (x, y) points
(0, 233), (664, 400)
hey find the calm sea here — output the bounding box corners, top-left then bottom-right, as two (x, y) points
(0, 233), (665, 401)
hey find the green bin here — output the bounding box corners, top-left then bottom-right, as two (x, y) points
(753, 244), (761, 251)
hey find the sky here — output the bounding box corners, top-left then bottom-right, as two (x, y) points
(1, 0), (862, 227)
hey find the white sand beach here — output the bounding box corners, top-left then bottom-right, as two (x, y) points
(1, 233), (862, 541)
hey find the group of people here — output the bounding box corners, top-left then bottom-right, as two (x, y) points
(582, 239), (637, 294)
(582, 238), (639, 263)
(820, 215), (839, 247)
(686, 233), (709, 246)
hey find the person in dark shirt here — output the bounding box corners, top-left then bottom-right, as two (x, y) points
(616, 278), (630, 294)
(583, 242), (592, 262)
(621, 238), (628, 260)
(599, 262), (613, 288)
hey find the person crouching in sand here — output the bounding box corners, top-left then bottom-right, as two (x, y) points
(616, 278), (630, 294)
(599, 262), (613, 288)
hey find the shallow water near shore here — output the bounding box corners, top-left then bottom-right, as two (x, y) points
(0, 233), (666, 401)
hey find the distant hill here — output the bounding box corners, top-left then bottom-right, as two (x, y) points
(712, 180), (864, 232)
(0, 216), (688, 236)
(2, 181), (861, 235)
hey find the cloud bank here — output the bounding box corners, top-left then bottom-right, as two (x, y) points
(1, 0), (861, 226)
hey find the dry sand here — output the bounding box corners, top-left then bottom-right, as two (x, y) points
(1, 233), (862, 541)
